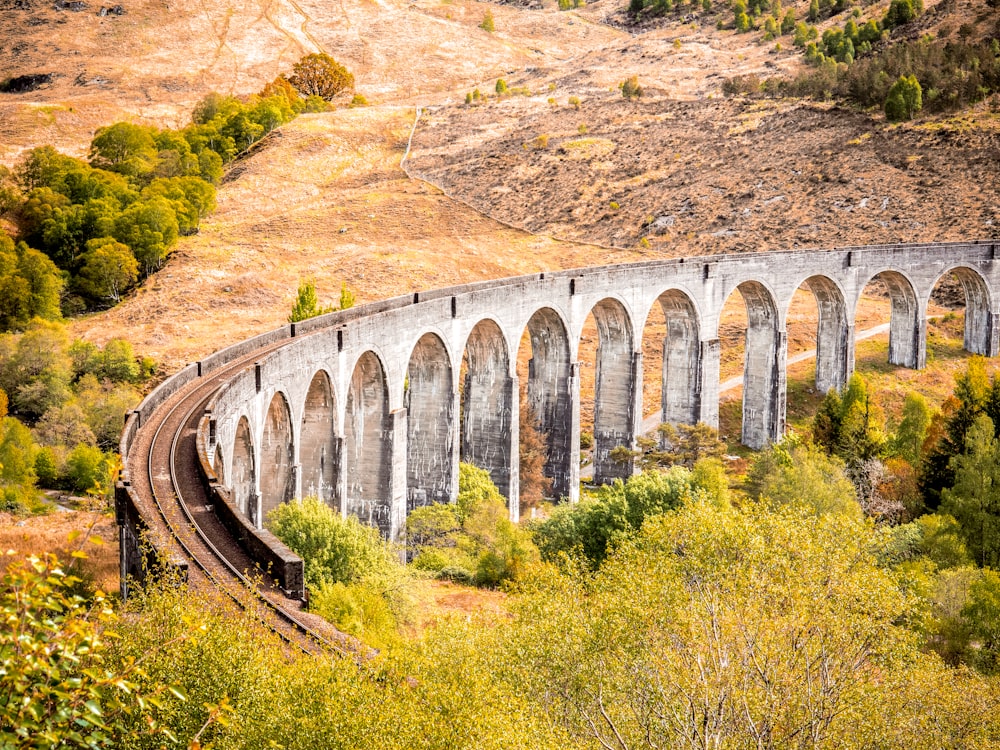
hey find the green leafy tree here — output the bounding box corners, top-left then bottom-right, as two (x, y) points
(112, 196), (179, 276)
(963, 569), (1000, 672)
(63, 442), (115, 496)
(288, 280), (335, 323)
(781, 9), (796, 33)
(88, 122), (158, 181)
(747, 437), (861, 519)
(288, 53), (355, 100)
(885, 74), (923, 121)
(0, 318), (73, 421)
(942, 414), (1000, 568)
(76, 237), (138, 305)
(893, 391), (932, 464)
(409, 463), (538, 586)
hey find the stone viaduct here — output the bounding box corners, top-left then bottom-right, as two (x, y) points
(132, 241), (1000, 548)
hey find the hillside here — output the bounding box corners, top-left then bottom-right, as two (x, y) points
(1, 0), (997, 366)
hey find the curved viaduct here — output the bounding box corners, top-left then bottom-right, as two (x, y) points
(119, 240), (1000, 586)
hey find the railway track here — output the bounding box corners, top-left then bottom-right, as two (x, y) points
(126, 341), (351, 658)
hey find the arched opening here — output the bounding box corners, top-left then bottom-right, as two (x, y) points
(859, 271), (921, 369)
(345, 351), (391, 536)
(721, 281), (783, 450)
(461, 319), (515, 502)
(406, 333), (455, 511)
(232, 416), (255, 525)
(794, 276), (849, 395)
(585, 299), (636, 485)
(930, 267), (993, 356)
(300, 371), (338, 508)
(656, 289), (702, 427)
(518, 308), (573, 500)
(260, 392), (294, 523)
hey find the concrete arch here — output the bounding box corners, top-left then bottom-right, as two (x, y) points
(461, 318), (516, 504)
(232, 416), (256, 525)
(260, 391), (295, 524)
(406, 332), (455, 511)
(522, 306), (573, 499)
(860, 269), (922, 368)
(732, 280), (784, 449)
(299, 370), (339, 508)
(345, 350), (392, 536)
(655, 288), (703, 427)
(932, 265), (996, 356)
(798, 275), (850, 394)
(589, 298), (638, 484)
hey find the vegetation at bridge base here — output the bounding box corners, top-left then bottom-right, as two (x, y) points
(24, 480), (1000, 749)
(408, 463), (538, 586)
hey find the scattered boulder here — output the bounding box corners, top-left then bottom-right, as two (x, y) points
(0, 73), (52, 93)
(54, 0), (86, 9)
(97, 3), (124, 14)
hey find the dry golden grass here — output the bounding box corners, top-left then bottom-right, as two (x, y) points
(403, 577), (507, 637)
(0, 509), (120, 595)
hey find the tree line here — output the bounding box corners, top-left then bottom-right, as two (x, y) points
(0, 53), (354, 322)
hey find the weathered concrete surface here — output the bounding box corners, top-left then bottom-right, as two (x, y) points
(175, 241), (1000, 543)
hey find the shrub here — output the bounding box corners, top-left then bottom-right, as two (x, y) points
(479, 9), (495, 31)
(267, 496), (400, 591)
(885, 74), (923, 121)
(407, 464), (538, 587)
(495, 78), (508, 95)
(568, 95), (581, 109)
(620, 75), (643, 99)
(288, 53), (354, 100)
(0, 553), (181, 747)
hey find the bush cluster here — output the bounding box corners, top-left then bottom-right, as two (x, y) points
(0, 319), (146, 511)
(407, 463), (538, 587)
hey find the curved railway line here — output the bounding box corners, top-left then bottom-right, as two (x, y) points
(123, 339), (351, 658)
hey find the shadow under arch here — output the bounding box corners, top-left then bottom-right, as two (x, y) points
(461, 319), (516, 503)
(406, 332), (455, 511)
(232, 416), (256, 525)
(260, 391), (295, 523)
(522, 307), (573, 499)
(300, 370), (339, 508)
(799, 275), (850, 395)
(933, 266), (995, 356)
(865, 270), (921, 369)
(656, 288), (702, 426)
(731, 280), (783, 449)
(589, 298), (637, 484)
(345, 351), (392, 536)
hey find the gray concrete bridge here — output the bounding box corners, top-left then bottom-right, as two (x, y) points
(121, 241), (1000, 555)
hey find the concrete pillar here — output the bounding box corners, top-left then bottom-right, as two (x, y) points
(698, 338), (721, 429)
(915, 312), (928, 370)
(388, 408), (408, 543)
(567, 362), (581, 503)
(844, 324), (856, 385)
(987, 313), (1000, 357)
(449, 385), (461, 505)
(507, 374), (520, 522)
(771, 330), (788, 443)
